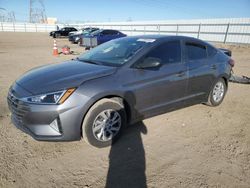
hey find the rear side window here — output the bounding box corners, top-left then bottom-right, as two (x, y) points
(146, 41), (181, 64)
(207, 45), (217, 57)
(110, 30), (118, 35)
(186, 42), (207, 60)
(102, 30), (118, 35)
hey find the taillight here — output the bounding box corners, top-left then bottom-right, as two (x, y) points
(228, 59), (235, 67)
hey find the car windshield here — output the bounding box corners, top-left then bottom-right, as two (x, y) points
(90, 29), (102, 36)
(82, 29), (95, 35)
(78, 37), (153, 67)
(81, 28), (93, 33)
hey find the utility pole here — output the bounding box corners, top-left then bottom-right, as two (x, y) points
(0, 7), (6, 22)
(29, 0), (32, 22)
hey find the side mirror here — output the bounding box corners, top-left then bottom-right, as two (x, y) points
(136, 57), (162, 69)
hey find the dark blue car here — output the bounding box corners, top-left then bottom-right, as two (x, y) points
(83, 29), (126, 49)
(69, 27), (99, 44)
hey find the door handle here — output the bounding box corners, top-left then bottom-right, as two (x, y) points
(211, 64), (217, 70)
(176, 71), (185, 77)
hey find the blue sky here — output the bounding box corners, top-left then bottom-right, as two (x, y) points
(1, 0), (250, 22)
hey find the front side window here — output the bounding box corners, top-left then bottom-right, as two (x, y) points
(110, 30), (118, 35)
(91, 30), (102, 36)
(186, 42), (207, 60)
(145, 41), (181, 64)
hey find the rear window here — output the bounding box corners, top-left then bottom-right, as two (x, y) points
(146, 41), (181, 64)
(186, 42), (207, 60)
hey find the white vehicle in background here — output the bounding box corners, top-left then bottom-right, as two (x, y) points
(69, 28), (86, 36)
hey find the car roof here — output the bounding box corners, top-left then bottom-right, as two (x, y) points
(125, 35), (211, 45)
(83, 27), (99, 30)
(62, 27), (76, 29)
(126, 35), (193, 40)
(100, 29), (120, 32)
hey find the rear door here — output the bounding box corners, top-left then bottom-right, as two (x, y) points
(184, 41), (213, 101)
(65, 28), (72, 36)
(127, 40), (188, 117)
(61, 28), (68, 36)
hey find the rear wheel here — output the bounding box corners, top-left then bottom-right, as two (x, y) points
(207, 78), (227, 106)
(82, 98), (126, 148)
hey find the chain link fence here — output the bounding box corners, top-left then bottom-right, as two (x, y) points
(1, 20), (250, 44)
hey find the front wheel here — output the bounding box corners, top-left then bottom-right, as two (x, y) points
(82, 98), (126, 148)
(53, 33), (60, 38)
(207, 78), (227, 106)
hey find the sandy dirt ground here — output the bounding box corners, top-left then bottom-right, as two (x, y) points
(0, 33), (250, 188)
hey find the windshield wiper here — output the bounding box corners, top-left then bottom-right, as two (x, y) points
(76, 58), (100, 65)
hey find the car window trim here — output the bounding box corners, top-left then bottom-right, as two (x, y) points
(131, 40), (183, 69)
(206, 45), (218, 58)
(185, 41), (208, 61)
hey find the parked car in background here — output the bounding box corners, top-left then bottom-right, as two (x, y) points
(68, 27), (93, 36)
(69, 27), (99, 44)
(68, 28), (84, 36)
(82, 29), (126, 49)
(50, 27), (78, 38)
(7, 35), (234, 148)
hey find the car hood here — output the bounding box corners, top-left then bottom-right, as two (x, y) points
(71, 33), (81, 37)
(84, 33), (99, 37)
(69, 31), (81, 35)
(16, 60), (117, 95)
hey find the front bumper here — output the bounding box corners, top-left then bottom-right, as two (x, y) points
(69, 36), (80, 43)
(68, 36), (74, 42)
(7, 85), (91, 141)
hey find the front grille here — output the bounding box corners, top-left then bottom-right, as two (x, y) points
(7, 92), (29, 122)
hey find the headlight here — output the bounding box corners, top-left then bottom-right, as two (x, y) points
(22, 88), (76, 104)
(75, 37), (80, 41)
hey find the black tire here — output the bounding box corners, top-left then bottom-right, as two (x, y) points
(206, 78), (227, 106)
(75, 39), (80, 44)
(82, 98), (126, 148)
(53, 33), (60, 38)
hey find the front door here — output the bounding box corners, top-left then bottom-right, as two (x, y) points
(125, 40), (188, 117)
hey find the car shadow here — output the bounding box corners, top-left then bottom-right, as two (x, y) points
(105, 121), (148, 188)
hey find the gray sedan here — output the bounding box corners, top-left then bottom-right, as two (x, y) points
(7, 35), (233, 147)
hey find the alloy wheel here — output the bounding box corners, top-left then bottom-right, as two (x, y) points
(212, 81), (225, 103)
(92, 109), (121, 142)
